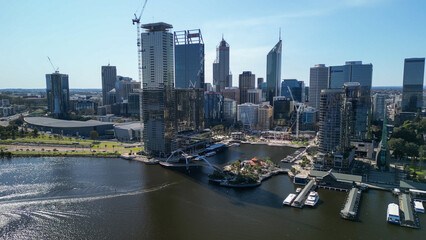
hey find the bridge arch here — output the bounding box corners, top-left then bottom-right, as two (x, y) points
(166, 149), (188, 165)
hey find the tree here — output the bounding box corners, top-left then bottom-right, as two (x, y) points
(388, 138), (406, 160)
(90, 130), (99, 140)
(414, 109), (421, 123)
(32, 128), (39, 138)
(419, 145), (424, 171)
(405, 142), (419, 159)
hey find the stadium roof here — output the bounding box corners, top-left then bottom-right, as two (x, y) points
(25, 117), (114, 128)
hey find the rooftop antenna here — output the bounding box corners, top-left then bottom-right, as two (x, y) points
(47, 56), (59, 73)
(279, 28), (281, 41)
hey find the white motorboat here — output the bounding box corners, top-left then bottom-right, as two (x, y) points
(295, 188), (302, 193)
(414, 201), (424, 213)
(304, 191), (319, 207)
(283, 193), (297, 206)
(386, 203), (400, 224)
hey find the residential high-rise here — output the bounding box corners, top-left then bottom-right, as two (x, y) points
(101, 65), (117, 105)
(309, 64), (328, 109)
(213, 37), (231, 92)
(239, 71), (256, 104)
(141, 22), (176, 157)
(281, 79), (305, 102)
(266, 39), (282, 105)
(318, 89), (344, 154)
(328, 61), (372, 140)
(373, 93), (386, 121)
(402, 58), (425, 112)
(174, 29), (204, 89)
(46, 72), (70, 119)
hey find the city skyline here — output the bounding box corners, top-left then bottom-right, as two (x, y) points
(0, 0), (426, 89)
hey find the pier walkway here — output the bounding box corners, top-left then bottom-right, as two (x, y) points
(399, 193), (420, 229)
(340, 187), (362, 221)
(292, 179), (316, 208)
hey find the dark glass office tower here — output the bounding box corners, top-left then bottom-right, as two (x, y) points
(101, 65), (117, 105)
(281, 79), (304, 102)
(402, 58), (425, 112)
(174, 29), (204, 89)
(46, 72), (70, 119)
(266, 40), (282, 105)
(213, 37), (231, 92)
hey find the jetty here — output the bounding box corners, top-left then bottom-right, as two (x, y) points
(399, 193), (420, 229)
(292, 179), (316, 208)
(340, 187), (362, 221)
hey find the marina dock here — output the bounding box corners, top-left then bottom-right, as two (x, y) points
(399, 193), (420, 229)
(340, 187), (362, 221)
(292, 179), (316, 208)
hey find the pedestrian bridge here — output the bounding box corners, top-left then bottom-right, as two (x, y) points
(163, 150), (221, 172)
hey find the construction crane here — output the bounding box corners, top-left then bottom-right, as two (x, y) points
(47, 56), (59, 73)
(132, 0), (148, 153)
(132, 0), (148, 85)
(287, 86), (304, 139)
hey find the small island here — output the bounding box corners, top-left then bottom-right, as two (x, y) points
(209, 157), (287, 187)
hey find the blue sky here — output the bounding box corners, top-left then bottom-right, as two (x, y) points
(0, 0), (425, 89)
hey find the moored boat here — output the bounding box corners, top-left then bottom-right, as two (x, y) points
(305, 191), (319, 207)
(386, 203), (400, 224)
(283, 193), (297, 206)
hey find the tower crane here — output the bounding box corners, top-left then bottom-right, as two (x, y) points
(132, 0), (148, 84)
(132, 0), (148, 152)
(47, 56), (59, 73)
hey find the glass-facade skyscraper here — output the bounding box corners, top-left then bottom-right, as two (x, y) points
(174, 29), (204, 89)
(266, 40), (282, 105)
(281, 79), (304, 103)
(46, 72), (69, 119)
(213, 37), (231, 92)
(328, 61), (372, 140)
(101, 65), (117, 105)
(402, 58), (425, 112)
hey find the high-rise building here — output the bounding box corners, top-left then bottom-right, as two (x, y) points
(101, 65), (117, 106)
(309, 64), (329, 109)
(266, 39), (282, 105)
(373, 93), (386, 121)
(221, 87), (240, 104)
(328, 61), (372, 140)
(247, 89), (262, 104)
(305, 86), (309, 103)
(223, 98), (237, 124)
(237, 103), (258, 129)
(273, 96), (293, 127)
(258, 104), (273, 130)
(318, 89), (344, 154)
(402, 58), (425, 112)
(213, 37), (231, 92)
(239, 71), (256, 104)
(174, 29), (204, 89)
(281, 79), (305, 102)
(46, 72), (70, 119)
(141, 22), (176, 157)
(175, 88), (204, 132)
(115, 76), (141, 103)
(257, 77), (264, 89)
(204, 91), (224, 127)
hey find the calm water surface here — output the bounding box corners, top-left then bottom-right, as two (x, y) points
(0, 144), (424, 239)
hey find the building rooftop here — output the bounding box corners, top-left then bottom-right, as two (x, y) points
(141, 22), (173, 32)
(25, 117), (114, 128)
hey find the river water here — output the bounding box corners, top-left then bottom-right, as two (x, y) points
(0, 144), (424, 239)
